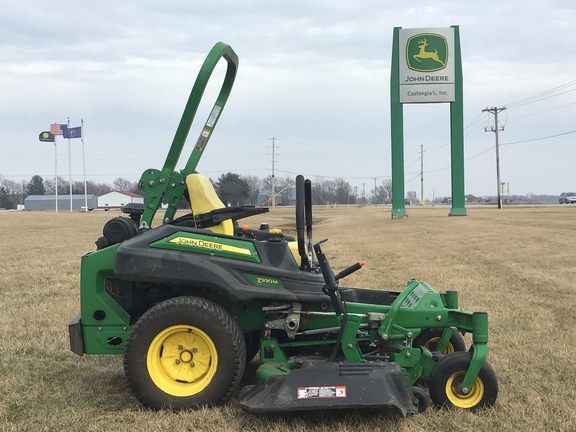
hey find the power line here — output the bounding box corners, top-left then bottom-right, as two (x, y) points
(500, 130), (576, 146)
(507, 102), (576, 120)
(419, 112), (491, 156)
(275, 168), (389, 181)
(507, 88), (576, 108)
(504, 79), (576, 108)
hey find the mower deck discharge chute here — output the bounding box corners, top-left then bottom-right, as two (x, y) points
(69, 42), (498, 416)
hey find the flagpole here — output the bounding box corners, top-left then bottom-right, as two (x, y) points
(55, 135), (58, 212)
(68, 117), (72, 212)
(82, 119), (87, 212)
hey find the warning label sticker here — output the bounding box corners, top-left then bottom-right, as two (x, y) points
(206, 105), (222, 127)
(297, 386), (347, 399)
(195, 129), (211, 151)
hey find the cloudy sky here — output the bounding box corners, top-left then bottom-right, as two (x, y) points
(1, 1), (575, 199)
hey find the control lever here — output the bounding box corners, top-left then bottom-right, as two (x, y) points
(313, 239), (336, 286)
(313, 239), (364, 361)
(314, 239), (364, 318)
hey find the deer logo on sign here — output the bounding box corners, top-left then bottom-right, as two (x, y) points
(413, 39), (445, 67)
(406, 33), (448, 73)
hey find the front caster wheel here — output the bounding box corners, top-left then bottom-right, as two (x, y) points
(411, 386), (429, 413)
(428, 351), (498, 410)
(124, 296), (246, 410)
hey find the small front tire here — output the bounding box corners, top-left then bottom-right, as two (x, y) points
(411, 386), (429, 413)
(428, 351), (498, 410)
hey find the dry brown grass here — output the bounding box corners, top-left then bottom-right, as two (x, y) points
(1, 206), (576, 431)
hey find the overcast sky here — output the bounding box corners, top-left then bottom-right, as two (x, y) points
(1, 1), (575, 199)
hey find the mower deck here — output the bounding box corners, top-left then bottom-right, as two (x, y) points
(239, 360), (418, 416)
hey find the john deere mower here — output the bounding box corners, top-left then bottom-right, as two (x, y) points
(68, 42), (498, 416)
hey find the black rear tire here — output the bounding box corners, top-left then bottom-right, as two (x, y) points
(124, 296), (246, 410)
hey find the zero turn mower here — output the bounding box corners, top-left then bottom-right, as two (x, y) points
(68, 42), (498, 416)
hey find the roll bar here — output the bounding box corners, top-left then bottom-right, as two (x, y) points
(138, 42), (239, 227)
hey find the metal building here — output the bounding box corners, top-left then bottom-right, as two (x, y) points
(24, 194), (98, 211)
(97, 191), (144, 210)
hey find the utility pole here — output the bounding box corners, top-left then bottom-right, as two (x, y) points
(482, 107), (506, 209)
(374, 177), (377, 206)
(362, 182), (366, 207)
(270, 137), (276, 208)
(420, 144), (424, 204)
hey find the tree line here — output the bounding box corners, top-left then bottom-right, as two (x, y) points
(0, 174), (140, 209)
(195, 173), (396, 207)
(0, 172), (398, 209)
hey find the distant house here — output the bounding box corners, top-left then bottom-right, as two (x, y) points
(24, 194), (98, 211)
(98, 191), (144, 210)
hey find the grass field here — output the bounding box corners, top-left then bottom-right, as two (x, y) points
(1, 206), (575, 431)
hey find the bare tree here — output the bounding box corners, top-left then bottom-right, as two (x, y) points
(113, 178), (138, 193)
(406, 191), (418, 204)
(333, 178), (352, 204)
(311, 178), (330, 205)
(372, 179), (393, 204)
(44, 176), (69, 195)
(242, 174), (261, 205)
(262, 175), (294, 193)
(85, 180), (113, 196)
(0, 177), (25, 205)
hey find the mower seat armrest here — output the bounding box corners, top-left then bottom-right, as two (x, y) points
(195, 206), (269, 229)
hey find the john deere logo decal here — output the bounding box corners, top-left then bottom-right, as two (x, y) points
(406, 33), (448, 72)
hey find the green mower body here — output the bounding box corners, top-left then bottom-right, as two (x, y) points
(69, 42), (498, 416)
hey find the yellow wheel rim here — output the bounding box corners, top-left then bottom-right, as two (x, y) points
(147, 325), (218, 397)
(425, 337), (455, 354)
(445, 371), (484, 409)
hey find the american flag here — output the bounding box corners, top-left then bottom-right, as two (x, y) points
(50, 123), (65, 135)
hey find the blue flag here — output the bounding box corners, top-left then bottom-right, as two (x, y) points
(63, 126), (82, 139)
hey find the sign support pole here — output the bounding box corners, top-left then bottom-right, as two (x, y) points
(390, 27), (407, 218)
(82, 119), (88, 212)
(54, 136), (58, 212)
(449, 26), (466, 216)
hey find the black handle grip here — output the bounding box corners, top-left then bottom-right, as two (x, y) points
(335, 262), (364, 281)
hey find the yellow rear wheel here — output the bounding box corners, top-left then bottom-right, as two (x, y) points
(124, 296), (246, 410)
(147, 325), (218, 397)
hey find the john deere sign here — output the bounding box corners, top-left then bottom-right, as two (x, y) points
(390, 26), (466, 218)
(399, 28), (455, 103)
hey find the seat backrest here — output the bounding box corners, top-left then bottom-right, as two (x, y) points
(186, 174), (234, 236)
